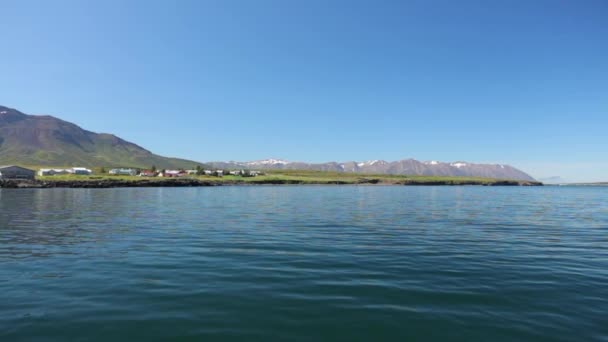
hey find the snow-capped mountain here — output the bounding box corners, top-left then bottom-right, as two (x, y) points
(206, 158), (536, 181)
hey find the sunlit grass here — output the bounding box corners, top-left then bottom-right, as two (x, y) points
(33, 168), (528, 185)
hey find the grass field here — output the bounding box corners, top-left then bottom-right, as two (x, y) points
(34, 169), (537, 186)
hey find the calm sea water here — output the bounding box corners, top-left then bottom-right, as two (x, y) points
(1, 186), (607, 341)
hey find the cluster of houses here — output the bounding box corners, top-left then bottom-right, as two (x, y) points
(132, 169), (262, 178)
(0, 165), (262, 181)
(42, 167), (262, 178)
(38, 167), (93, 176)
(109, 168), (138, 176)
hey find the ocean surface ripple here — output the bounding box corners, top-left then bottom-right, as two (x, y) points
(1, 186), (607, 341)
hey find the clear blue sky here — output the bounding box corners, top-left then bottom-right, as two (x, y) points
(1, 0), (606, 182)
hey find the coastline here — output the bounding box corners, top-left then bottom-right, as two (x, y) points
(0, 178), (543, 189)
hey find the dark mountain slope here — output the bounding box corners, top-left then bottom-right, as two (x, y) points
(0, 106), (201, 168)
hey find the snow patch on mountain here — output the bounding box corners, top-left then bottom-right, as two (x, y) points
(246, 159), (290, 166)
(358, 160), (385, 167)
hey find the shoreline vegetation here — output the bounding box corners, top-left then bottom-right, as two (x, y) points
(1, 170), (542, 188)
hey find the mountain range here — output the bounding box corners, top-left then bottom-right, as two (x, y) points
(207, 158), (536, 181)
(0, 105), (535, 181)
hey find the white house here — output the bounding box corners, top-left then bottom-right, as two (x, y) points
(200, 170), (227, 176)
(70, 167), (92, 175)
(109, 168), (137, 176)
(38, 169), (54, 176)
(228, 170), (261, 176)
(162, 170), (184, 177)
(38, 168), (72, 176)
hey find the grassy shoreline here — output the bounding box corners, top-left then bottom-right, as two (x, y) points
(2, 170), (542, 188)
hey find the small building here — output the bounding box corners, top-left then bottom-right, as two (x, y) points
(231, 170), (253, 176)
(40, 168), (92, 176)
(163, 170), (188, 177)
(70, 167), (92, 175)
(0, 165), (36, 180)
(228, 170), (261, 177)
(39, 169), (73, 176)
(38, 169), (55, 176)
(109, 168), (137, 176)
(200, 170), (224, 177)
(139, 170), (157, 177)
(163, 170), (179, 177)
(186, 170), (198, 175)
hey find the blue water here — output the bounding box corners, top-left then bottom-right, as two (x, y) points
(1, 186), (607, 341)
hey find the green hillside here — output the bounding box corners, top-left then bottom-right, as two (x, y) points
(0, 105), (202, 169)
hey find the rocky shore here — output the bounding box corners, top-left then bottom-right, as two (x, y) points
(394, 179), (542, 186)
(0, 178), (542, 188)
(0, 179), (223, 188)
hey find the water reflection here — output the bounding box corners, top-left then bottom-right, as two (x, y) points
(0, 189), (164, 260)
